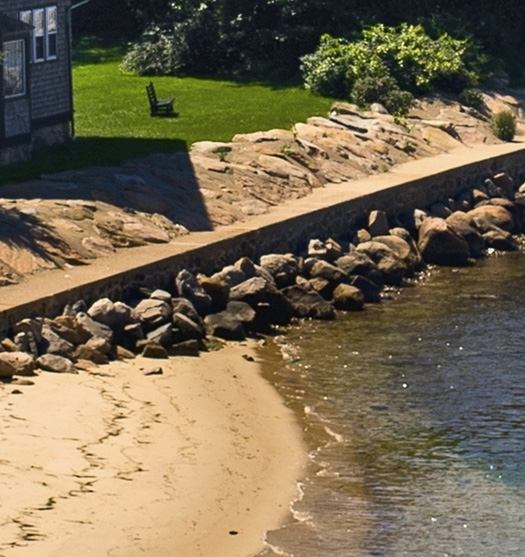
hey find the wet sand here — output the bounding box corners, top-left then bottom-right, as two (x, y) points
(0, 341), (305, 557)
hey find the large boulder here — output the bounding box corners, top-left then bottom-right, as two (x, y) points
(75, 312), (114, 344)
(87, 298), (135, 329)
(468, 204), (516, 233)
(0, 352), (35, 377)
(36, 354), (77, 374)
(356, 241), (408, 285)
(172, 312), (205, 343)
(371, 234), (422, 274)
(446, 211), (485, 257)
(40, 324), (75, 358)
(281, 284), (335, 320)
(259, 253), (300, 288)
(335, 252), (384, 288)
(133, 298), (172, 330)
(197, 274), (230, 312)
(307, 238), (343, 262)
(417, 217), (470, 266)
(331, 284), (365, 310)
(230, 276), (293, 327)
(204, 312), (246, 340)
(175, 269), (212, 316)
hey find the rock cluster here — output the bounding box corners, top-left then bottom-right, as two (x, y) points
(1, 171), (524, 380)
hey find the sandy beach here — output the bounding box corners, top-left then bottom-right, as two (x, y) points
(0, 341), (305, 557)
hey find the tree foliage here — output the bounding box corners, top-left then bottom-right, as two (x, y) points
(116, 0), (524, 84)
(300, 24), (483, 114)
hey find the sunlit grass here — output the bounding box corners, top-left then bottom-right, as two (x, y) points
(1, 40), (333, 184)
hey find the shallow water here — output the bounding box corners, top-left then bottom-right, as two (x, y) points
(259, 250), (525, 557)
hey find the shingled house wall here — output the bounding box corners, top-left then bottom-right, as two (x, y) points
(0, 0), (72, 166)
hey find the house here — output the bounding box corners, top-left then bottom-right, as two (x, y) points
(0, 0), (74, 166)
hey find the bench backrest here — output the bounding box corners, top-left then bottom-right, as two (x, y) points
(146, 82), (158, 106)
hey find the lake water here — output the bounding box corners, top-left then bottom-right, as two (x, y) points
(258, 249), (525, 557)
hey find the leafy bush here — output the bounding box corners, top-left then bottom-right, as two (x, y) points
(458, 88), (484, 109)
(351, 75), (414, 116)
(490, 110), (517, 141)
(120, 28), (180, 75)
(301, 23), (484, 113)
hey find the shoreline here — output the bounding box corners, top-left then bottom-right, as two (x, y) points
(0, 341), (306, 557)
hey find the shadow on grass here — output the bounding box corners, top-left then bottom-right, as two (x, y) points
(0, 136), (213, 232)
(0, 136), (188, 186)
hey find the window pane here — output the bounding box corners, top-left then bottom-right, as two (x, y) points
(46, 7), (57, 32)
(33, 9), (45, 35)
(3, 40), (25, 98)
(19, 10), (32, 25)
(35, 36), (45, 61)
(48, 33), (57, 58)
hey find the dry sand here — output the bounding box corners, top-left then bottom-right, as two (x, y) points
(0, 341), (305, 557)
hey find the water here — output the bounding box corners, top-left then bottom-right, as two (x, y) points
(259, 250), (525, 557)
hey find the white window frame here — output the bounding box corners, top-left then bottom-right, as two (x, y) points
(3, 39), (27, 99)
(19, 6), (58, 63)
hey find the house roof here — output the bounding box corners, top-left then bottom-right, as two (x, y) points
(0, 12), (32, 38)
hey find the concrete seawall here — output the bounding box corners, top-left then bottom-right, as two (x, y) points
(0, 140), (524, 334)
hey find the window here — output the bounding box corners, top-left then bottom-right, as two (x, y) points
(3, 40), (26, 98)
(19, 6), (58, 62)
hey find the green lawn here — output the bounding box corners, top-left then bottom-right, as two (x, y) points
(1, 41), (333, 184)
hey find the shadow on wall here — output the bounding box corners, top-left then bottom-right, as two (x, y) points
(0, 136), (213, 232)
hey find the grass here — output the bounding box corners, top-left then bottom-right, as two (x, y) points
(0, 37), (334, 185)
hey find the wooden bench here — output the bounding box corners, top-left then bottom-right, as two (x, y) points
(146, 82), (175, 116)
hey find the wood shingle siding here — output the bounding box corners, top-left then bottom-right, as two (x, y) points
(0, 0), (72, 165)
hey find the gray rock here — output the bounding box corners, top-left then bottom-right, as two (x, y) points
(140, 342), (169, 359)
(372, 234), (422, 274)
(76, 312), (114, 344)
(85, 336), (112, 355)
(170, 339), (200, 357)
(259, 253), (300, 288)
(37, 354), (77, 374)
(331, 283), (365, 310)
(172, 312), (205, 342)
(281, 284), (335, 320)
(175, 269), (212, 316)
(197, 275), (230, 312)
(356, 241), (408, 285)
(172, 297), (203, 325)
(491, 172), (514, 196)
(368, 210), (390, 237)
(469, 204), (515, 232)
(40, 324), (75, 358)
(0, 352), (35, 377)
(308, 259), (348, 284)
(417, 217), (470, 266)
(335, 252), (384, 288)
(134, 298), (172, 329)
(211, 265), (246, 287)
(146, 323), (174, 347)
(482, 229), (518, 250)
(204, 312), (246, 340)
(150, 289), (173, 303)
(225, 301), (257, 327)
(349, 275), (382, 303)
(73, 344), (109, 365)
(307, 238), (342, 261)
(446, 211), (485, 257)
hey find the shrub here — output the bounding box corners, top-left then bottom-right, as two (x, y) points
(458, 88), (484, 109)
(120, 28), (180, 75)
(301, 23), (485, 107)
(351, 75), (414, 116)
(490, 110), (517, 141)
